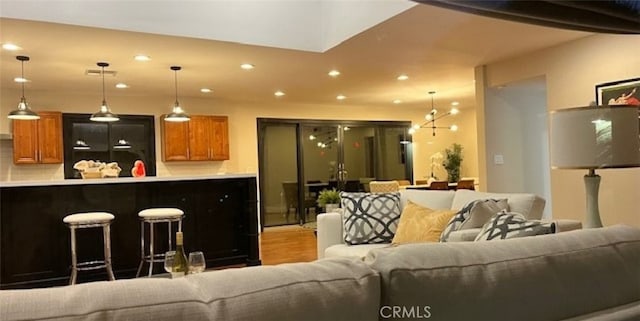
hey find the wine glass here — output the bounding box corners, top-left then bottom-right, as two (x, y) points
(188, 251), (206, 274)
(164, 251), (176, 273)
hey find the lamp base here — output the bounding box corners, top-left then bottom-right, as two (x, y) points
(584, 171), (603, 228)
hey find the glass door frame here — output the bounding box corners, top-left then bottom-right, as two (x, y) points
(257, 118), (413, 231)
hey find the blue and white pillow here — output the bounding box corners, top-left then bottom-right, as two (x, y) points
(340, 192), (401, 245)
(439, 199), (509, 242)
(474, 210), (556, 241)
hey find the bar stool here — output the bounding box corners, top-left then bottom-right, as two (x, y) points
(136, 208), (184, 277)
(63, 212), (116, 285)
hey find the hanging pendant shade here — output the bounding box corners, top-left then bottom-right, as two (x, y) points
(164, 66), (190, 122)
(8, 56), (40, 120)
(90, 62), (119, 122)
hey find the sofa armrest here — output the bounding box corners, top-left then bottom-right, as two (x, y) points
(317, 212), (344, 259)
(447, 228), (482, 242)
(553, 219), (582, 232)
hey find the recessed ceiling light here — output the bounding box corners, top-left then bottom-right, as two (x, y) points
(451, 101), (459, 106)
(336, 95), (346, 100)
(2, 43), (22, 51)
(240, 63), (255, 70)
(328, 70), (340, 77)
(13, 77), (29, 83)
(274, 91), (285, 97)
(200, 88), (212, 93)
(393, 99), (402, 104)
(134, 55), (151, 61)
(397, 74), (409, 81)
(115, 83), (129, 89)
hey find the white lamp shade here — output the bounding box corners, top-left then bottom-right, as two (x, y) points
(550, 106), (640, 169)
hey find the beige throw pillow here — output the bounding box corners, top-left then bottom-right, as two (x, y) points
(392, 200), (456, 244)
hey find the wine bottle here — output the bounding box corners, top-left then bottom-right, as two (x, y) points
(171, 231), (188, 278)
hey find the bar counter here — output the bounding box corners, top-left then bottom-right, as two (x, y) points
(0, 174), (260, 289)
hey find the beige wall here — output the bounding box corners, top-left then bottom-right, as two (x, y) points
(482, 34), (640, 227)
(0, 88), (479, 185)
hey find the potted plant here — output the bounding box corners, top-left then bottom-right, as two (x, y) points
(317, 188), (341, 213)
(443, 143), (463, 183)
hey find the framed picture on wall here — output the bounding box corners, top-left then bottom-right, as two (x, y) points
(595, 77), (640, 106)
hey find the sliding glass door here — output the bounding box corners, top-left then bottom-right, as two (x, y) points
(258, 119), (412, 228)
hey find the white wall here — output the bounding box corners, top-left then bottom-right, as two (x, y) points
(484, 77), (551, 218)
(482, 34), (640, 227)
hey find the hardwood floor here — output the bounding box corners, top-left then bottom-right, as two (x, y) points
(259, 225), (317, 265)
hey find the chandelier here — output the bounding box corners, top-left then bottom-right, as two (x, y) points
(408, 91), (459, 136)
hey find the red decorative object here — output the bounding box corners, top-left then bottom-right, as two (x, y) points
(131, 160), (146, 177)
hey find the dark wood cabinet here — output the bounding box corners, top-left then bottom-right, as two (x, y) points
(62, 114), (156, 178)
(12, 111), (63, 164)
(0, 176), (260, 289)
(162, 115), (230, 162)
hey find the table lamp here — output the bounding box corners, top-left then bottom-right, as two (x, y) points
(550, 105), (640, 228)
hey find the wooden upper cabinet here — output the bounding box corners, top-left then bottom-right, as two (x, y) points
(38, 112), (64, 163)
(161, 115), (190, 161)
(161, 114), (229, 162)
(12, 111), (63, 164)
(188, 116), (212, 161)
(209, 116), (229, 161)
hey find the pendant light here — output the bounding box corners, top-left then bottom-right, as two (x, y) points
(8, 56), (40, 120)
(90, 62), (119, 122)
(164, 66), (190, 122)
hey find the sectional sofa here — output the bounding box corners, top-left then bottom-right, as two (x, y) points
(1, 225), (639, 321)
(317, 189), (582, 259)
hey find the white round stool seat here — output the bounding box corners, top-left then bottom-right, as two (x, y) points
(138, 208), (184, 219)
(64, 212), (115, 224)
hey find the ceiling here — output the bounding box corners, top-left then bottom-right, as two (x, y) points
(0, 1), (591, 112)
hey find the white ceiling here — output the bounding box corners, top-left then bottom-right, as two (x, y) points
(0, 0), (416, 52)
(0, 1), (591, 111)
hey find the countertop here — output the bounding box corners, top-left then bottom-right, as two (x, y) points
(0, 173), (257, 188)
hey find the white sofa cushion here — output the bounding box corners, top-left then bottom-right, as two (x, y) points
(399, 189), (455, 210)
(365, 225), (640, 321)
(325, 243), (390, 259)
(0, 258), (381, 321)
(451, 189), (545, 219)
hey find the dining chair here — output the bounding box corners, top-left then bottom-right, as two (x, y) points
(429, 181), (449, 190)
(369, 181), (400, 193)
(282, 182), (316, 222)
(456, 179), (475, 190)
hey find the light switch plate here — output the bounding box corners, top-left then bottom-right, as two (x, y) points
(494, 154), (504, 165)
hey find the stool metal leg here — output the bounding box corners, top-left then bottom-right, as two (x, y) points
(168, 221), (173, 250)
(103, 224), (116, 281)
(69, 226), (78, 285)
(178, 219), (182, 232)
(148, 222), (154, 277)
(136, 221), (145, 277)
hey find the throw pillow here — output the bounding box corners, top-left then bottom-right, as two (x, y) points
(439, 198), (509, 242)
(392, 200), (456, 244)
(340, 192), (401, 245)
(474, 210), (556, 241)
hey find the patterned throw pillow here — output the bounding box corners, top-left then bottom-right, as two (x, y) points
(392, 200), (456, 244)
(474, 210), (556, 241)
(439, 199), (509, 242)
(341, 192), (401, 245)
